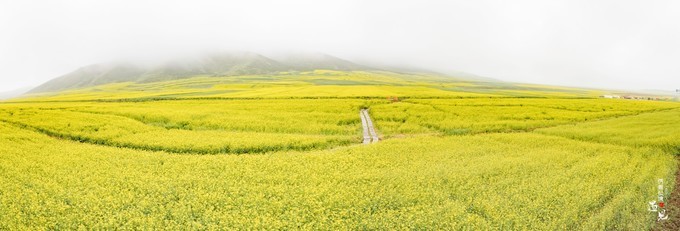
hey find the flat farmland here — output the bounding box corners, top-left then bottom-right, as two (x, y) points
(1, 94), (679, 229)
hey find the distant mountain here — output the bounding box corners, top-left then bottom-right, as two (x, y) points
(28, 52), (375, 94)
(137, 52), (290, 82)
(274, 53), (369, 71)
(28, 63), (146, 93)
(0, 86), (33, 100)
(27, 51), (494, 94)
(359, 62), (498, 82)
(440, 70), (498, 82)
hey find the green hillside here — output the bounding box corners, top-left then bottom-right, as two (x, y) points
(27, 52), (372, 94)
(18, 70), (606, 102)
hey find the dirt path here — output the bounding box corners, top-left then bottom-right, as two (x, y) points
(360, 110), (371, 144)
(652, 157), (680, 230)
(360, 109), (379, 144)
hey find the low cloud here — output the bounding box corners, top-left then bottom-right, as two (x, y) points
(1, 0), (679, 92)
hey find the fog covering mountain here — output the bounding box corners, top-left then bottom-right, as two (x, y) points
(27, 52), (374, 94)
(0, 86), (33, 99)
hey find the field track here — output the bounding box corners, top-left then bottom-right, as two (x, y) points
(360, 109), (379, 144)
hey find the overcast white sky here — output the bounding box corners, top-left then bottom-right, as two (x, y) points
(1, 0), (679, 92)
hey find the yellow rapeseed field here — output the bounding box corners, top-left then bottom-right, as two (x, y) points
(1, 72), (679, 229)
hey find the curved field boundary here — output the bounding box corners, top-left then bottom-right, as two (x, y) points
(0, 119), (353, 155)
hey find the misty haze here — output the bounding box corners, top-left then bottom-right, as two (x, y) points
(1, 0), (680, 230)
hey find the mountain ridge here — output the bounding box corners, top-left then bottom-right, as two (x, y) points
(28, 52), (378, 94)
(28, 52), (493, 94)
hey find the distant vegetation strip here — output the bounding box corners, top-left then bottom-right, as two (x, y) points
(4, 95), (561, 104)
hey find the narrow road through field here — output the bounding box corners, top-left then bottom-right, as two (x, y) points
(360, 109), (379, 144)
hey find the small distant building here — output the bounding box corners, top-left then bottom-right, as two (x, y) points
(600, 95), (620, 99)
